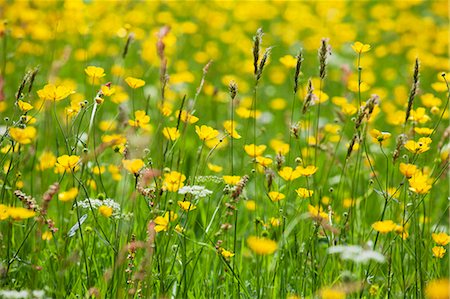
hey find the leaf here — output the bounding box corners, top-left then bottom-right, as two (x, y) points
(68, 214), (88, 238)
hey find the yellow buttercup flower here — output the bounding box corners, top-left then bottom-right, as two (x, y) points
(255, 156), (273, 167)
(372, 220), (396, 234)
(58, 187), (79, 202)
(42, 231), (53, 241)
(408, 171), (432, 194)
(178, 201), (196, 211)
(125, 76), (145, 89)
(295, 165), (318, 176)
(163, 171), (186, 192)
(122, 159), (144, 175)
(223, 120), (241, 139)
(223, 175), (241, 185)
(195, 125), (219, 141)
(351, 41), (371, 54)
(162, 127), (181, 141)
(244, 144), (266, 157)
(399, 163), (417, 178)
(99, 205), (113, 218)
(154, 211), (178, 233)
(128, 110), (151, 130)
(278, 167), (302, 181)
(432, 246), (446, 258)
(405, 137), (432, 154)
(17, 100), (33, 112)
(7, 207), (36, 220)
(176, 110), (199, 124)
(432, 232), (450, 246)
(219, 248), (235, 259)
(100, 84), (115, 96)
(207, 163), (223, 173)
(370, 129), (391, 144)
(295, 188), (314, 198)
(425, 279), (450, 299)
(37, 84), (74, 101)
(9, 126), (37, 144)
(270, 139), (289, 155)
(85, 66), (105, 78)
(279, 55), (297, 68)
(247, 236), (278, 255)
(268, 191), (285, 202)
(55, 155), (80, 172)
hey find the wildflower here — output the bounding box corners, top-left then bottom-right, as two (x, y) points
(247, 236), (277, 255)
(319, 287), (346, 299)
(370, 129), (391, 144)
(268, 191), (285, 202)
(425, 279), (450, 299)
(99, 205), (113, 218)
(279, 55), (297, 68)
(269, 140), (289, 155)
(223, 175), (241, 185)
(58, 188), (78, 202)
(295, 165), (318, 176)
(432, 246), (446, 258)
(195, 125), (219, 141)
(125, 76), (145, 88)
(207, 163), (222, 173)
(245, 200), (256, 211)
(351, 41), (371, 54)
(37, 84), (74, 101)
(372, 220), (396, 234)
(223, 120), (241, 139)
(219, 248), (235, 259)
(404, 137), (432, 154)
(55, 155), (80, 172)
(163, 171), (186, 192)
(178, 185), (212, 199)
(296, 188), (314, 198)
(414, 127), (433, 136)
(244, 144), (266, 157)
(399, 163), (417, 178)
(178, 201), (197, 211)
(78, 198), (121, 217)
(84, 66), (105, 79)
(328, 244), (385, 263)
(175, 224), (185, 234)
(432, 232), (450, 246)
(278, 167), (302, 181)
(122, 159), (144, 175)
(108, 165), (122, 181)
(394, 225), (409, 240)
(42, 231), (53, 241)
(176, 110), (199, 124)
(408, 171), (432, 194)
(162, 127), (181, 141)
(9, 126), (37, 144)
(7, 207), (36, 220)
(154, 211), (178, 232)
(100, 84), (115, 96)
(308, 205), (328, 220)
(128, 110), (151, 130)
(17, 100), (33, 112)
(255, 156), (273, 167)
(0, 205), (8, 220)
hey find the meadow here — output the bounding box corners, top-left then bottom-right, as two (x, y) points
(0, 1), (449, 298)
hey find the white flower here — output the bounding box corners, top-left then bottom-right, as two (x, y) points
(327, 244), (385, 264)
(78, 198), (121, 218)
(178, 185), (213, 199)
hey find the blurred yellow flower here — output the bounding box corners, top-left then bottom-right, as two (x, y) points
(432, 246), (446, 258)
(154, 211), (178, 233)
(163, 171), (186, 192)
(125, 76), (145, 89)
(9, 126), (36, 144)
(223, 175), (241, 185)
(85, 66), (105, 78)
(37, 84), (74, 101)
(432, 232), (450, 246)
(295, 165), (318, 176)
(128, 110), (150, 130)
(99, 205), (113, 218)
(58, 187), (78, 202)
(122, 159), (144, 175)
(162, 127), (181, 141)
(278, 167), (302, 181)
(55, 155), (80, 172)
(42, 231), (53, 241)
(207, 163), (222, 173)
(399, 163), (417, 178)
(425, 279), (449, 299)
(223, 120), (241, 139)
(295, 188), (314, 198)
(247, 236), (277, 255)
(178, 201), (196, 211)
(176, 110), (199, 124)
(268, 191), (285, 202)
(17, 100), (33, 112)
(351, 41), (371, 54)
(7, 207), (36, 220)
(244, 144), (266, 157)
(195, 125), (219, 141)
(372, 220), (396, 234)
